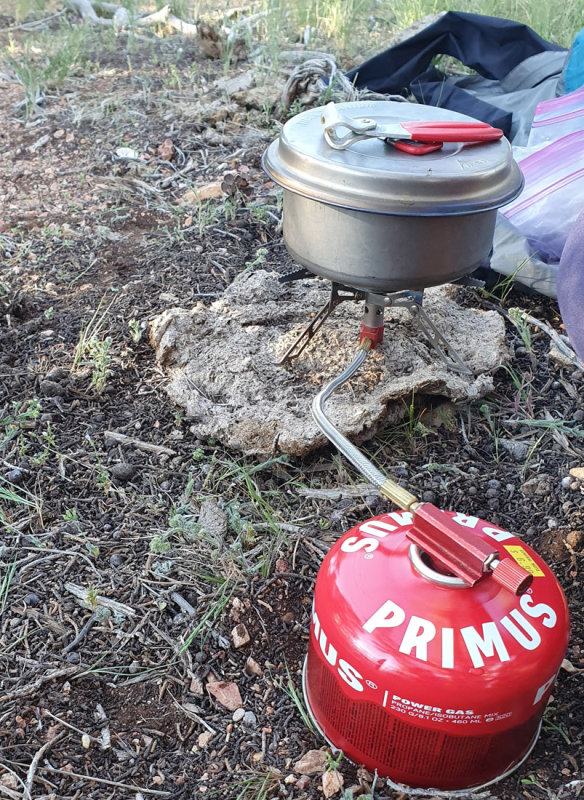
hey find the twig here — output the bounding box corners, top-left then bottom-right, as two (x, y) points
(0, 665), (82, 704)
(507, 306), (583, 371)
(296, 483), (378, 500)
(66, 0), (112, 25)
(38, 766), (172, 796)
(1, 9), (67, 31)
(136, 4), (171, 26)
(104, 430), (177, 456)
(62, 610), (100, 654)
(65, 582), (136, 617)
(24, 730), (66, 798)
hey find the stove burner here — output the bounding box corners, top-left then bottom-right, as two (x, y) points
(275, 275), (482, 375)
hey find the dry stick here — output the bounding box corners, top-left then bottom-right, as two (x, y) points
(104, 430), (177, 456)
(24, 730), (67, 799)
(0, 665), (82, 705)
(66, 0), (112, 25)
(38, 767), (172, 796)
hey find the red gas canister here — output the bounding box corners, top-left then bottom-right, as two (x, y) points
(304, 509), (570, 791)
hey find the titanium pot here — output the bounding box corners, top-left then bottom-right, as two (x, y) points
(263, 101), (524, 292)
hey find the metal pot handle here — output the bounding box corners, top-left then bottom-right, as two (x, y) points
(321, 102), (376, 150)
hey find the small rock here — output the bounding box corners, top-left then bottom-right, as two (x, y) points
(109, 553), (123, 568)
(281, 611), (294, 624)
(284, 774), (296, 785)
(232, 623), (250, 649)
(5, 468), (23, 484)
(245, 656), (262, 676)
(569, 467), (584, 481)
(198, 498), (228, 542)
(66, 652), (80, 664)
(39, 379), (66, 397)
(296, 775), (311, 790)
(421, 490), (436, 503)
(275, 558), (288, 573)
(561, 476), (573, 488)
(157, 138), (174, 161)
(23, 593), (40, 607)
(232, 707), (245, 722)
(189, 675), (204, 696)
(242, 710), (256, 726)
(500, 439), (530, 462)
(111, 463), (137, 484)
(294, 749), (328, 775)
(206, 680), (243, 711)
(322, 770), (344, 798)
(566, 530), (583, 549)
(197, 731), (213, 748)
(46, 366), (69, 381)
(521, 474), (552, 496)
(115, 146), (140, 160)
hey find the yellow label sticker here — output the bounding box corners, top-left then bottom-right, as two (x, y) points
(504, 545), (545, 577)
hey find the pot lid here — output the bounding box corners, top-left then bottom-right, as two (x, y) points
(263, 101), (523, 216)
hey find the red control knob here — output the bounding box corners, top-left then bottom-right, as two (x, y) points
(490, 557), (533, 595)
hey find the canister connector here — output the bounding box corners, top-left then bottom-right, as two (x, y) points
(406, 503), (533, 595)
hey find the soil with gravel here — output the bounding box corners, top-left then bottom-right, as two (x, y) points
(1, 16), (583, 800)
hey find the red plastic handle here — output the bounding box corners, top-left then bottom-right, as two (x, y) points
(392, 140), (443, 155)
(401, 121), (504, 143)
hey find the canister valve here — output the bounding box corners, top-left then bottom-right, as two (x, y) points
(406, 503), (533, 595)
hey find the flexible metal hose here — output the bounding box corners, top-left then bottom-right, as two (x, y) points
(311, 348), (389, 490)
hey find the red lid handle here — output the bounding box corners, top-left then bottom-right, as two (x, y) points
(401, 121), (504, 143)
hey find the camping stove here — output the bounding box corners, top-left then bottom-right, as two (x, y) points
(264, 102), (569, 792)
(298, 287), (570, 793)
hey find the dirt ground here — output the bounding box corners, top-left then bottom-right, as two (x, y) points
(1, 14), (583, 800)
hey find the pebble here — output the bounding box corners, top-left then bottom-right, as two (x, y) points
(421, 490), (436, 503)
(500, 439), (530, 462)
(573, 410), (584, 422)
(242, 711), (257, 726)
(66, 652), (80, 663)
(197, 731), (213, 749)
(486, 488), (499, 498)
(6, 468), (23, 484)
(561, 476), (573, 488)
(23, 593), (40, 607)
(566, 531), (583, 549)
(232, 708), (245, 722)
(487, 479), (501, 489)
(109, 553), (123, 568)
(231, 623), (250, 649)
(467, 486), (477, 496)
(245, 656), (262, 676)
(547, 518), (559, 529)
(111, 463), (137, 483)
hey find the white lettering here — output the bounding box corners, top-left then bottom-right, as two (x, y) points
(482, 526), (514, 542)
(461, 622), (510, 668)
(359, 520), (398, 538)
(520, 595), (557, 628)
(340, 535), (379, 553)
(442, 627), (454, 669)
(319, 630), (337, 665)
(387, 511), (414, 527)
(534, 674), (557, 705)
(363, 599), (406, 633)
(500, 610), (541, 650)
(451, 513), (479, 529)
(337, 659), (364, 692)
(312, 607), (321, 640)
(399, 616), (436, 661)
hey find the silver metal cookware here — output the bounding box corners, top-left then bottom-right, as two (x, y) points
(263, 101), (523, 292)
